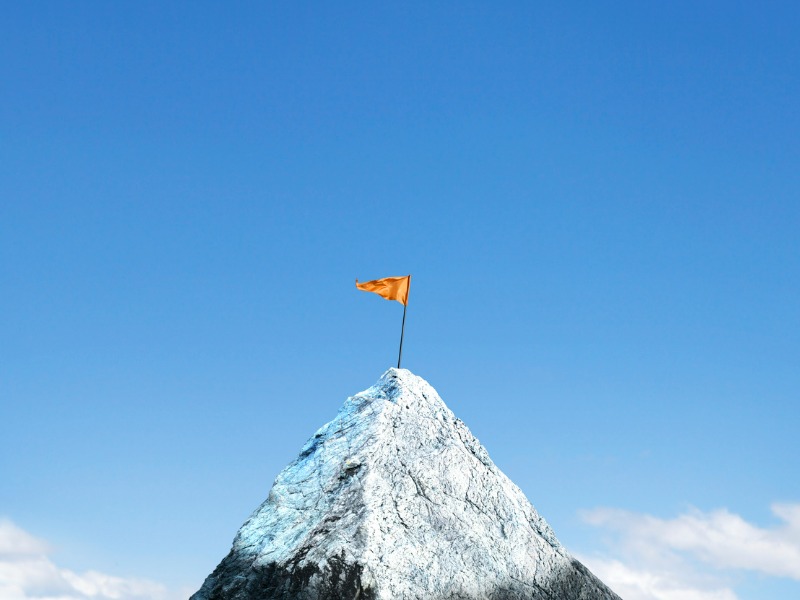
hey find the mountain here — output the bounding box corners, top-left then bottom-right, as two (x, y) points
(192, 368), (621, 600)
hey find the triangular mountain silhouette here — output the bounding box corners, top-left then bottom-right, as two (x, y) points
(192, 369), (621, 600)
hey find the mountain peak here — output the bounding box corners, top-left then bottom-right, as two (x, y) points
(192, 370), (620, 600)
(354, 367), (445, 411)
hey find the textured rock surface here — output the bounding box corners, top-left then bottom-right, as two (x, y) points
(192, 369), (621, 600)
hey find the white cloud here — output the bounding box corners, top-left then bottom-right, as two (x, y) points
(577, 555), (738, 600)
(0, 518), (188, 600)
(578, 502), (800, 600)
(0, 519), (50, 557)
(582, 503), (800, 579)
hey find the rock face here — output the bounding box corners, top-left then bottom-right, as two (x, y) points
(192, 369), (621, 600)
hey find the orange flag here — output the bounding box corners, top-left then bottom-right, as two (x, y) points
(355, 275), (411, 306)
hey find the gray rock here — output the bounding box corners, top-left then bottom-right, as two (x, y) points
(192, 369), (621, 600)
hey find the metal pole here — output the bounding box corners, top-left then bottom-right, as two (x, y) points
(397, 301), (407, 369)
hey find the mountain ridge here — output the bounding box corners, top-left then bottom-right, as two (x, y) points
(192, 368), (621, 600)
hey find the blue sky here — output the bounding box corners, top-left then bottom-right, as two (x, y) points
(1, 3), (798, 599)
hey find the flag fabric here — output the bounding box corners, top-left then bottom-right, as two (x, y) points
(355, 275), (410, 306)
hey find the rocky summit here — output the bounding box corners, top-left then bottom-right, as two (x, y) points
(192, 369), (621, 600)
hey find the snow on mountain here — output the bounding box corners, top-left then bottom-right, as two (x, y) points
(192, 368), (621, 600)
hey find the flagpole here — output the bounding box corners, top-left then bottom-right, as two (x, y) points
(397, 301), (407, 369)
(397, 275), (410, 369)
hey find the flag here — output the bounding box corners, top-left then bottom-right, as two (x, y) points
(355, 275), (410, 306)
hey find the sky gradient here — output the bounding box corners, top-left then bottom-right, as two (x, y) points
(2, 3), (799, 599)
